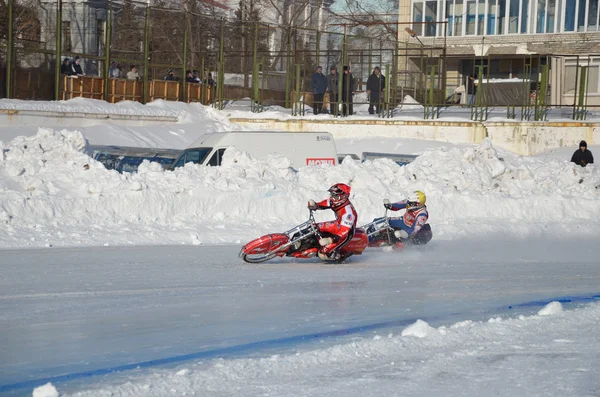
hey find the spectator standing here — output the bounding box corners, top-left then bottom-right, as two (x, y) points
(109, 61), (118, 78)
(185, 70), (195, 83)
(192, 70), (201, 83)
(164, 69), (178, 81)
(204, 72), (216, 87)
(61, 58), (72, 75)
(366, 66), (386, 115)
(341, 65), (355, 116)
(571, 140), (594, 167)
(326, 66), (339, 115)
(111, 63), (121, 79)
(127, 65), (140, 81)
(467, 74), (477, 105)
(310, 66), (327, 115)
(71, 56), (84, 76)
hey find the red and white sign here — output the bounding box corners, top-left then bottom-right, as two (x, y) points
(306, 158), (336, 166)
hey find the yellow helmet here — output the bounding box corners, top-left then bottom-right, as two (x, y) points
(407, 190), (426, 210)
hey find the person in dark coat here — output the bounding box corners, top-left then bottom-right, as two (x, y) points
(185, 70), (195, 83)
(71, 56), (84, 76)
(366, 66), (386, 115)
(164, 69), (178, 81)
(341, 65), (355, 116)
(60, 58), (72, 76)
(311, 66), (328, 114)
(571, 140), (594, 167)
(327, 66), (339, 115)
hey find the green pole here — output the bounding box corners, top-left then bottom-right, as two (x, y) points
(251, 22), (259, 111)
(182, 15), (189, 102)
(6, 0), (14, 98)
(218, 21), (225, 109)
(54, 0), (63, 100)
(200, 57), (205, 104)
(142, 6), (150, 104)
(103, 2), (112, 101)
(577, 66), (588, 120)
(285, 29), (291, 108)
(316, 29), (321, 69)
(294, 64), (301, 116)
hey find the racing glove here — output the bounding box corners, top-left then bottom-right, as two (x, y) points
(308, 199), (317, 210)
(383, 199), (392, 210)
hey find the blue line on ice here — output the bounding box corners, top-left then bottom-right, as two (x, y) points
(1, 292), (599, 393)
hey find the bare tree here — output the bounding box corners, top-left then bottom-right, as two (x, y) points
(328, 0), (399, 42)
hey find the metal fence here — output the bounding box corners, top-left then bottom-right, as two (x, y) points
(0, 0), (596, 121)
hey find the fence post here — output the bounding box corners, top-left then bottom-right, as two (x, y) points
(251, 22), (259, 112)
(54, 0), (63, 100)
(316, 29), (321, 68)
(182, 14), (189, 102)
(6, 0), (14, 98)
(285, 28), (292, 108)
(103, 2), (112, 101)
(142, 5), (150, 104)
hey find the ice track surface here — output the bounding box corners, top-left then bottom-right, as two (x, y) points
(1, 237), (600, 396)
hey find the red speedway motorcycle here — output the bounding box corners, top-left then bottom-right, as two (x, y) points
(239, 210), (368, 264)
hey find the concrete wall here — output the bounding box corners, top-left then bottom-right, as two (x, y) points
(229, 117), (599, 155)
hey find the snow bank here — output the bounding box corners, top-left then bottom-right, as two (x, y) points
(538, 301), (564, 316)
(0, 129), (599, 248)
(32, 383), (59, 397)
(60, 302), (600, 397)
(0, 97), (179, 118)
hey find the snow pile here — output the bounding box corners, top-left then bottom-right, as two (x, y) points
(57, 302), (600, 397)
(538, 301), (564, 316)
(400, 319), (436, 338)
(0, 129), (599, 248)
(0, 97), (179, 118)
(32, 383), (59, 397)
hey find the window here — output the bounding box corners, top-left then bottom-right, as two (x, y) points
(508, 0), (519, 33)
(578, 0), (586, 30)
(498, 0), (506, 33)
(425, 1), (437, 36)
(455, 0), (465, 34)
(547, 0), (556, 32)
(521, 0), (529, 32)
(446, 0), (455, 35)
(589, 0), (599, 30)
(96, 19), (104, 54)
(207, 149), (227, 166)
(466, 0), (477, 34)
(565, 0), (576, 31)
(412, 2), (424, 35)
(63, 21), (72, 52)
(477, 0), (485, 34)
(537, 0), (546, 32)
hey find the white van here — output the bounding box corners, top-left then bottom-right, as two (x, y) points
(169, 131), (338, 169)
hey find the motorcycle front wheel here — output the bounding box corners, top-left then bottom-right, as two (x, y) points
(240, 233), (290, 263)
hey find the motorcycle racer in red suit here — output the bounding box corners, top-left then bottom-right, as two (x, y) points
(308, 183), (358, 261)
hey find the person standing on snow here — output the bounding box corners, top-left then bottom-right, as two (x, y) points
(571, 140), (594, 167)
(327, 66), (339, 115)
(308, 183), (357, 261)
(384, 190), (432, 250)
(311, 66), (328, 115)
(366, 66), (386, 115)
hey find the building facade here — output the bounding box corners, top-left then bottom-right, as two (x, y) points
(399, 0), (600, 105)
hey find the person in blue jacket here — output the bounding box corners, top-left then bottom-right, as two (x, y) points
(383, 190), (432, 250)
(311, 66), (328, 115)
